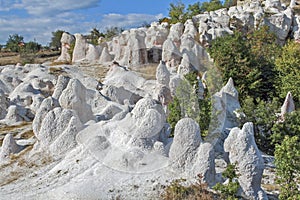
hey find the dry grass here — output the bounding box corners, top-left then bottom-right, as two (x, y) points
(161, 174), (217, 200)
(262, 183), (281, 192)
(131, 63), (158, 80)
(0, 122), (32, 146)
(79, 64), (110, 82)
(0, 51), (59, 66)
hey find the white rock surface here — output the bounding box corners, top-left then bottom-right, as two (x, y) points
(169, 118), (202, 172)
(0, 134), (23, 161)
(224, 122), (268, 200)
(59, 78), (94, 123)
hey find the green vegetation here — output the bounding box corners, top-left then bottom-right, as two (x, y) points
(166, 0), (237, 24)
(213, 163), (240, 200)
(167, 72), (211, 137)
(50, 30), (64, 51)
(275, 41), (300, 107)
(274, 135), (300, 200)
(6, 34), (24, 53)
(208, 26), (280, 103)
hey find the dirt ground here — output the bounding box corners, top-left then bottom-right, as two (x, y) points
(0, 51), (60, 66)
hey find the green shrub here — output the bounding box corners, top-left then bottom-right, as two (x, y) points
(274, 135), (300, 200)
(213, 163), (240, 200)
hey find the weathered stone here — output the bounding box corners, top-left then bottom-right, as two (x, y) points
(101, 85), (142, 105)
(59, 79), (94, 123)
(72, 34), (88, 63)
(191, 142), (216, 186)
(156, 61), (170, 86)
(99, 47), (112, 63)
(169, 118), (202, 171)
(280, 91), (295, 118)
(224, 122), (268, 200)
(39, 108), (78, 146)
(207, 78), (241, 153)
(0, 134), (23, 160)
(56, 32), (75, 63)
(33, 97), (59, 139)
(52, 75), (71, 100)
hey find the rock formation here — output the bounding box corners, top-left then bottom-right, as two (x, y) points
(224, 122), (268, 200)
(0, 134), (23, 161)
(169, 118), (202, 172)
(56, 32), (75, 63)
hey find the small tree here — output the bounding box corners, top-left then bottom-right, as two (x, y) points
(168, 1), (187, 24)
(275, 41), (300, 106)
(6, 34), (24, 52)
(274, 135), (300, 200)
(50, 30), (64, 51)
(24, 41), (41, 53)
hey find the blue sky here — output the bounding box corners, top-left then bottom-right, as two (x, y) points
(0, 0), (203, 45)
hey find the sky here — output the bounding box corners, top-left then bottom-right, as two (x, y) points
(0, 0), (201, 45)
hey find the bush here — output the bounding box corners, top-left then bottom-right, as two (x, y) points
(271, 111), (300, 145)
(274, 135), (300, 200)
(213, 163), (240, 200)
(167, 72), (211, 137)
(240, 97), (280, 154)
(275, 41), (300, 106)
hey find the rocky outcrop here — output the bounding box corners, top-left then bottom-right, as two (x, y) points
(72, 34), (88, 63)
(59, 79), (94, 123)
(156, 61), (170, 86)
(0, 134), (23, 161)
(224, 122), (267, 200)
(56, 32), (75, 63)
(208, 78), (241, 153)
(33, 97), (59, 139)
(192, 142), (216, 186)
(280, 91), (295, 117)
(101, 85), (142, 105)
(0, 90), (9, 120)
(169, 118), (202, 172)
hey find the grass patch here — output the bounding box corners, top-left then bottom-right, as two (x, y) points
(131, 63), (158, 80)
(261, 183), (280, 192)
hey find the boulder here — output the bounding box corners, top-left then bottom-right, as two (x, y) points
(2, 105), (31, 124)
(224, 122), (268, 200)
(0, 134), (23, 160)
(59, 79), (94, 123)
(154, 84), (172, 106)
(86, 44), (101, 62)
(168, 22), (184, 48)
(156, 61), (170, 86)
(121, 29), (148, 66)
(169, 118), (202, 172)
(183, 19), (198, 39)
